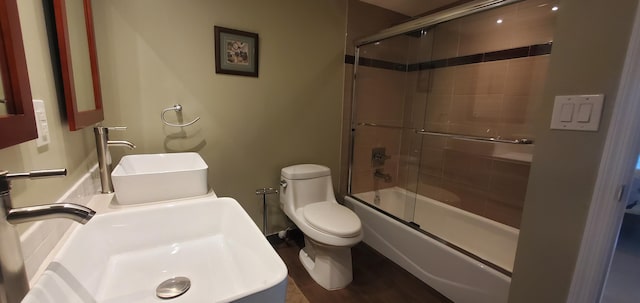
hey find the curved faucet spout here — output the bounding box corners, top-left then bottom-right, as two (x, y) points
(6, 203), (96, 225)
(107, 140), (136, 149)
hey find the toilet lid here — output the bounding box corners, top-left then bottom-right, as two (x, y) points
(303, 202), (361, 237)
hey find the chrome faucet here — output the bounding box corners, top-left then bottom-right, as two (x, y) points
(0, 169), (96, 303)
(94, 126), (136, 193)
(374, 168), (392, 183)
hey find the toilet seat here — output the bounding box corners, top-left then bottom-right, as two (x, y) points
(303, 202), (361, 237)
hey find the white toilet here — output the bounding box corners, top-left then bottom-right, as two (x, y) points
(280, 164), (363, 290)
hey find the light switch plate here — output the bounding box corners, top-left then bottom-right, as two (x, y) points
(550, 94), (604, 131)
(33, 100), (50, 147)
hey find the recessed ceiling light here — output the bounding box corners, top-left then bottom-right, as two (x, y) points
(374, 42), (381, 45)
(496, 19), (503, 24)
(552, 6), (559, 11)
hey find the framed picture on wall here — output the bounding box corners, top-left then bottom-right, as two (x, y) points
(214, 26), (259, 77)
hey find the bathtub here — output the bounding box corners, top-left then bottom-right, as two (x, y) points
(344, 187), (519, 303)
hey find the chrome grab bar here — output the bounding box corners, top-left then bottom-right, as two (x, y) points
(356, 122), (404, 129)
(161, 104), (200, 127)
(356, 122), (533, 144)
(415, 129), (533, 144)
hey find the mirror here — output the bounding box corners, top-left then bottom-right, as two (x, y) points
(0, 0), (38, 149)
(50, 0), (103, 131)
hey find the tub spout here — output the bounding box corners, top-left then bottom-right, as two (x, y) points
(374, 169), (392, 183)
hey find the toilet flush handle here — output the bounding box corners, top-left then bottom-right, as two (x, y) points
(280, 180), (287, 189)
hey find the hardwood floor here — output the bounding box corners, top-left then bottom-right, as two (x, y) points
(272, 231), (453, 303)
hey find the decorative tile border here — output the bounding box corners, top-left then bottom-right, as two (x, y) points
(345, 42), (552, 72)
(344, 55), (406, 71)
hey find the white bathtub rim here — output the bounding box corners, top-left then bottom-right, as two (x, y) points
(348, 190), (514, 276)
(345, 195), (511, 303)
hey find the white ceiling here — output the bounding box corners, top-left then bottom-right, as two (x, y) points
(360, 0), (461, 17)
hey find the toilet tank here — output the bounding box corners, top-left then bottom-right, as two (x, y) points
(280, 164), (335, 211)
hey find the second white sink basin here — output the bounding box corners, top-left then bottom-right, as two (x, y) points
(111, 152), (209, 205)
(24, 196), (287, 303)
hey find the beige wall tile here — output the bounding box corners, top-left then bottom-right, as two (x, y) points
(488, 159), (530, 207)
(449, 95), (503, 137)
(420, 145), (444, 177)
(445, 139), (495, 157)
(403, 72), (428, 129)
(409, 30), (435, 63)
(424, 93), (452, 126)
(397, 158), (420, 191)
(484, 199), (522, 228)
(360, 34), (413, 63)
(457, 4), (518, 55)
(352, 127), (402, 172)
(416, 69), (432, 93)
(439, 179), (488, 216)
(430, 67), (455, 95)
(431, 19), (460, 60)
(442, 149), (492, 188)
(454, 61), (508, 95)
(351, 167), (397, 194)
(504, 56), (550, 96)
(499, 95), (540, 139)
(511, 0), (558, 47)
(355, 66), (407, 125)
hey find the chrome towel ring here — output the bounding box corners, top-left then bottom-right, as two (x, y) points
(161, 104), (200, 127)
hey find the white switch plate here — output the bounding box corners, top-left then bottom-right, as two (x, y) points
(550, 94), (604, 131)
(33, 100), (50, 147)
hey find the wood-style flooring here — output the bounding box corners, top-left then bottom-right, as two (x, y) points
(272, 231), (453, 303)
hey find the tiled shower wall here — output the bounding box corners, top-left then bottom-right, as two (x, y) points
(348, 0), (558, 228)
(340, 0), (408, 197)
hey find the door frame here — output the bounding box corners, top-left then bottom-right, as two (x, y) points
(567, 3), (640, 302)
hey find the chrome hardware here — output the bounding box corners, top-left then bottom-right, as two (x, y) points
(357, 122), (403, 129)
(372, 147), (390, 167)
(256, 187), (279, 235)
(415, 129), (534, 145)
(94, 126), (136, 193)
(256, 188), (279, 195)
(279, 180), (288, 189)
(374, 169), (392, 183)
(161, 104), (201, 127)
(4, 168), (67, 180)
(156, 277), (191, 299)
(0, 169), (96, 303)
(7, 203), (94, 224)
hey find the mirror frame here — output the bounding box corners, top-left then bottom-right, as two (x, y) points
(53, 0), (103, 131)
(0, 0), (38, 149)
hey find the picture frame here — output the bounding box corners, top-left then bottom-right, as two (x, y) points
(214, 26), (259, 77)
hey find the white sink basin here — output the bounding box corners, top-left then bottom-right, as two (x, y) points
(23, 196), (288, 303)
(111, 152), (210, 205)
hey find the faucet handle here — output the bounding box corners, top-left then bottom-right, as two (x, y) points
(6, 169), (67, 180)
(107, 126), (127, 131)
(1, 169), (66, 193)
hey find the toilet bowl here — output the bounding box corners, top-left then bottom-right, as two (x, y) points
(279, 164), (362, 290)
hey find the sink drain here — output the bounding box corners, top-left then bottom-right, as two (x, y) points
(156, 277), (191, 299)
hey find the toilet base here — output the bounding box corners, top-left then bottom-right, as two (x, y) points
(298, 238), (353, 290)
